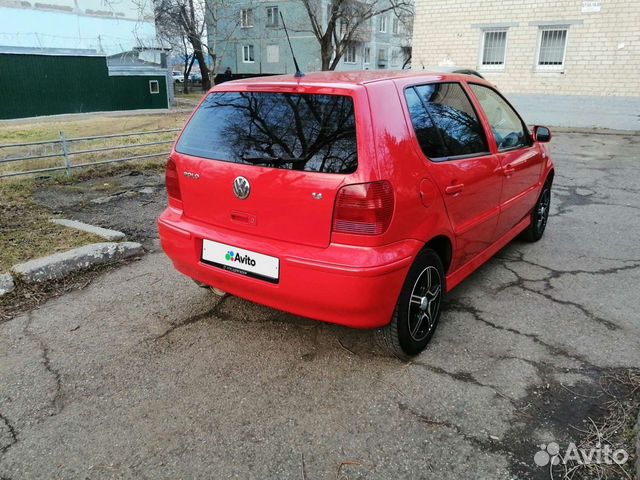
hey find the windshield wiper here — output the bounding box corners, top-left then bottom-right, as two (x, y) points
(242, 156), (309, 165)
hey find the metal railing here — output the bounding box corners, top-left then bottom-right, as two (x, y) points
(0, 128), (180, 178)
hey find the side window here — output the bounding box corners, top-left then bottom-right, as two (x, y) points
(405, 82), (489, 160)
(404, 88), (448, 158)
(470, 84), (530, 151)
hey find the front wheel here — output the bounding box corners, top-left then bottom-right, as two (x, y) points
(521, 182), (551, 242)
(376, 249), (445, 359)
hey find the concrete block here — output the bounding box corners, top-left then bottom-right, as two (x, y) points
(0, 273), (15, 296)
(51, 218), (126, 241)
(12, 242), (144, 283)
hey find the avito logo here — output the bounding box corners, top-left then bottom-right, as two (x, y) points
(225, 250), (256, 267)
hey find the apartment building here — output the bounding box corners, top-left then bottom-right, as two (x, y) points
(209, 0), (411, 75)
(412, 0), (640, 129)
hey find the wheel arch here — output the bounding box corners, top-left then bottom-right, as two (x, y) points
(422, 235), (453, 274)
(545, 168), (555, 185)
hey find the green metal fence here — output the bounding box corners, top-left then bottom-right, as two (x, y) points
(0, 53), (168, 120)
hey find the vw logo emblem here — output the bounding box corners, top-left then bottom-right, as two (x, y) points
(233, 176), (251, 200)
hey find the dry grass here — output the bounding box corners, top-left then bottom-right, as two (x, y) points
(559, 369), (640, 479)
(0, 111), (191, 177)
(0, 110), (187, 317)
(174, 90), (206, 109)
(0, 112), (189, 143)
(0, 179), (104, 272)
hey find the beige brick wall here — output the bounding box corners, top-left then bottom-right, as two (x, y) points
(412, 0), (640, 96)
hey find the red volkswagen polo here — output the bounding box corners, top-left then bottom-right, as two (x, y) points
(158, 71), (554, 357)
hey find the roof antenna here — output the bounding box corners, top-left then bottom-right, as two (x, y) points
(279, 11), (304, 78)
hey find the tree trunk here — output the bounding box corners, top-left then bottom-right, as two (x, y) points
(182, 54), (192, 94)
(184, 54), (196, 94)
(194, 48), (211, 91)
(320, 37), (334, 71)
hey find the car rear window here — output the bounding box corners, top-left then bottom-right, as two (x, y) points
(175, 91), (358, 174)
(404, 82), (489, 160)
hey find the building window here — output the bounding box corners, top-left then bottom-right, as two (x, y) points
(344, 44), (357, 63)
(537, 27), (568, 71)
(480, 30), (507, 70)
(390, 48), (401, 67)
(266, 6), (278, 27)
(266, 44), (279, 63)
(363, 46), (370, 64)
(392, 17), (399, 34)
(242, 44), (255, 63)
(378, 15), (387, 33)
(149, 80), (159, 94)
(240, 8), (254, 28)
(377, 48), (388, 68)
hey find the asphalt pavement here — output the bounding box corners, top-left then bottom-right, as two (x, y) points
(1, 131), (639, 479)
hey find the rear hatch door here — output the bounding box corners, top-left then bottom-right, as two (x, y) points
(173, 89), (360, 248)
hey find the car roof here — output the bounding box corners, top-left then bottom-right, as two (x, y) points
(213, 70), (490, 91)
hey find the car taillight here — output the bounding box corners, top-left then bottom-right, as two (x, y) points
(165, 157), (182, 201)
(332, 181), (394, 235)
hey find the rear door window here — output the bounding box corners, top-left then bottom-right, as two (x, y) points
(469, 84), (531, 151)
(175, 92), (358, 174)
(404, 82), (489, 160)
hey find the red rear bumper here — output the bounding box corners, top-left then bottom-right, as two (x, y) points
(158, 208), (420, 328)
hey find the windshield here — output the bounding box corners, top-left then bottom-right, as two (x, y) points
(175, 91), (358, 174)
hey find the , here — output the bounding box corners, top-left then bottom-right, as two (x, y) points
(158, 70), (555, 357)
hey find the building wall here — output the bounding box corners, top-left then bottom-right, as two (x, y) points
(412, 0), (640, 97)
(210, 0), (411, 75)
(0, 53), (167, 119)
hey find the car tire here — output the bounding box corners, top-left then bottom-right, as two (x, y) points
(376, 248), (445, 359)
(521, 181), (551, 242)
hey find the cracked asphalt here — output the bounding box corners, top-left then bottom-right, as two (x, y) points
(1, 131), (639, 479)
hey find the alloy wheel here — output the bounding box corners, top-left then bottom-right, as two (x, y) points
(408, 266), (442, 342)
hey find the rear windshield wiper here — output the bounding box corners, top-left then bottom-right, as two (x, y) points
(242, 156), (309, 165)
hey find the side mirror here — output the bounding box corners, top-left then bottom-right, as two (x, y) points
(533, 126), (552, 143)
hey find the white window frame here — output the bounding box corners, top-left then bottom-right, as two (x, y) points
(242, 44), (255, 63)
(240, 8), (254, 28)
(344, 44), (357, 63)
(363, 46), (370, 65)
(392, 17), (399, 34)
(479, 29), (508, 71)
(536, 26), (569, 72)
(378, 15), (387, 33)
(266, 6), (278, 27)
(149, 80), (159, 94)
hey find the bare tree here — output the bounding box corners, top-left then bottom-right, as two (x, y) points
(151, 0), (240, 91)
(298, 0), (413, 71)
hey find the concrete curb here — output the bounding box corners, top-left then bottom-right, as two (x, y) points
(0, 273), (15, 296)
(11, 242), (144, 283)
(50, 218), (126, 241)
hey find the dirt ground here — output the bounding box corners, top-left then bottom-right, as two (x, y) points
(0, 131), (639, 479)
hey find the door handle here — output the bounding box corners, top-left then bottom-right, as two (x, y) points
(445, 183), (464, 195)
(503, 164), (516, 176)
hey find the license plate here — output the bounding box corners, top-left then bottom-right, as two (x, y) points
(201, 239), (280, 283)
